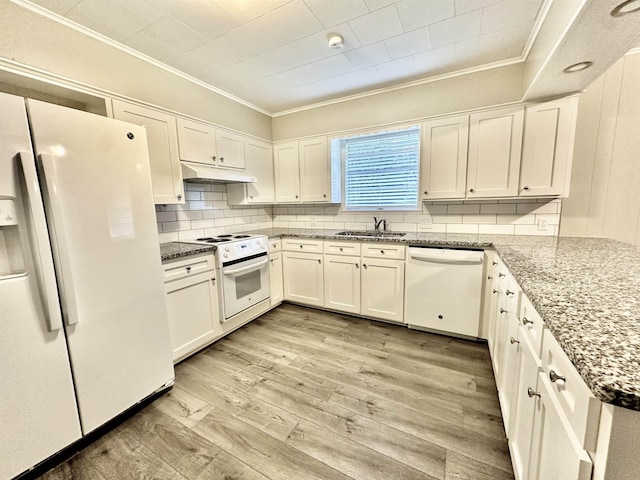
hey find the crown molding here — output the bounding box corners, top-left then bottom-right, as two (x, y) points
(271, 57), (525, 117)
(10, 0), (271, 116)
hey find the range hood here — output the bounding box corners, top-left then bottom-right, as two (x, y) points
(181, 162), (257, 184)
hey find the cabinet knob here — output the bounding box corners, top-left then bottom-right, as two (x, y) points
(295, 195), (299, 199)
(549, 370), (566, 383)
(363, 264), (368, 269)
(492, 261), (498, 266)
(317, 259), (321, 264)
(355, 263), (359, 268)
(380, 250), (385, 254)
(323, 194), (327, 198)
(527, 387), (540, 398)
(522, 316), (533, 326)
(469, 188), (475, 193)
(177, 194), (182, 200)
(506, 289), (514, 296)
(186, 266), (191, 273)
(250, 196), (254, 199)
(492, 289), (498, 294)
(523, 186), (530, 191)
(423, 190), (428, 195)
(500, 308), (507, 314)
(487, 275), (493, 280)
(498, 273), (505, 278)
(509, 337), (520, 345)
(220, 157), (224, 162)
(211, 155), (216, 160)
(299, 245), (303, 249)
(211, 278), (215, 284)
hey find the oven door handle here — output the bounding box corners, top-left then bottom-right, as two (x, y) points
(223, 258), (269, 276)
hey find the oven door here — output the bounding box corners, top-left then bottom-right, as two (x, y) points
(220, 253), (270, 320)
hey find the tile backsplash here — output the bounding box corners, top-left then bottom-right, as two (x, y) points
(156, 184), (562, 242)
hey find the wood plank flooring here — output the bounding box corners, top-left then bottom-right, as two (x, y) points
(39, 304), (514, 480)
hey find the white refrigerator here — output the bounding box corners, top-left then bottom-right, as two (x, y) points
(0, 92), (174, 479)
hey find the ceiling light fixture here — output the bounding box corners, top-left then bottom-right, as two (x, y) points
(328, 34), (344, 50)
(563, 61), (593, 73)
(611, 0), (640, 17)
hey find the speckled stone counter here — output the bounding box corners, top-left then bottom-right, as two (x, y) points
(246, 228), (640, 411)
(160, 242), (216, 261)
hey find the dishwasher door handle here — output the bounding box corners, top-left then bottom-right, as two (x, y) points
(409, 249), (483, 264)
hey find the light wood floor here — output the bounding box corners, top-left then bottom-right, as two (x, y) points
(40, 304), (514, 480)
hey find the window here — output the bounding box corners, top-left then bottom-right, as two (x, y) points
(339, 126), (420, 211)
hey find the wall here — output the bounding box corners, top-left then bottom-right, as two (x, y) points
(271, 63), (524, 141)
(560, 52), (640, 245)
(0, 1), (271, 140)
(156, 182), (272, 243)
(273, 199), (561, 236)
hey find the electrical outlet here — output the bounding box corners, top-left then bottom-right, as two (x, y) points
(537, 218), (548, 230)
(310, 215), (317, 227)
(418, 216), (433, 230)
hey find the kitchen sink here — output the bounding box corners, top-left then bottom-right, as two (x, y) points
(336, 230), (406, 237)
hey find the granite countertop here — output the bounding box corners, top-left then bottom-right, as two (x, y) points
(160, 242), (216, 261)
(160, 229), (640, 411)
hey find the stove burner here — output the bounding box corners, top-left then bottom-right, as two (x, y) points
(217, 234), (233, 238)
(233, 234), (250, 238)
(195, 237), (227, 243)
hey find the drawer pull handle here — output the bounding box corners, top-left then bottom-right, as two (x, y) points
(498, 273), (506, 278)
(487, 275), (493, 280)
(527, 387), (540, 398)
(522, 317), (534, 326)
(510, 337), (519, 344)
(492, 289), (498, 294)
(186, 266), (192, 273)
(492, 261), (498, 266)
(506, 289), (514, 296)
(500, 308), (507, 314)
(549, 370), (566, 383)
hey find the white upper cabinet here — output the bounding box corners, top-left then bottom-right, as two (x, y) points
(215, 130), (245, 170)
(176, 118), (216, 166)
(274, 136), (332, 204)
(421, 115), (469, 200)
(227, 138), (275, 205)
(299, 137), (330, 202)
(467, 106), (524, 198)
(111, 99), (184, 204)
(520, 96), (579, 197)
(274, 141), (301, 202)
(177, 118), (245, 170)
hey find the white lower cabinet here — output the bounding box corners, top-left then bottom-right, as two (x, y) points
(282, 250), (324, 307)
(269, 251), (283, 307)
(324, 254), (361, 314)
(163, 254), (222, 363)
(490, 255), (598, 480)
(361, 257), (405, 323)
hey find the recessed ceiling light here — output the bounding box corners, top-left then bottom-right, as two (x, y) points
(328, 35), (344, 50)
(563, 61), (593, 73)
(611, 0), (640, 17)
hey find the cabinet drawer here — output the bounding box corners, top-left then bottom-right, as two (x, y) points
(163, 254), (215, 283)
(519, 294), (545, 357)
(361, 243), (405, 259)
(324, 241), (361, 256)
(282, 238), (323, 253)
(268, 238), (281, 252)
(541, 329), (601, 451)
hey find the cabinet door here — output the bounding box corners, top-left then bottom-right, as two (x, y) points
(165, 272), (222, 362)
(274, 142), (301, 203)
(269, 252), (283, 307)
(299, 137), (329, 202)
(509, 329), (542, 480)
(468, 106), (524, 198)
(421, 115), (468, 199)
(520, 97), (578, 197)
(176, 117), (216, 166)
(112, 99), (184, 204)
(498, 308), (523, 436)
(246, 138), (275, 203)
(216, 129), (245, 170)
(324, 254), (361, 314)
(361, 258), (404, 322)
(528, 373), (593, 480)
(283, 251), (323, 306)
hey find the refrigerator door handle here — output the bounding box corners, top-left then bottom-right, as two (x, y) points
(37, 153), (80, 327)
(17, 151), (64, 332)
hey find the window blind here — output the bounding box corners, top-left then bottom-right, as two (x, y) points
(344, 127), (420, 211)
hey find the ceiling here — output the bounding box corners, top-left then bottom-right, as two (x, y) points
(24, 0), (549, 114)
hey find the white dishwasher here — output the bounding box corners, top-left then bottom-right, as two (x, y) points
(405, 247), (484, 338)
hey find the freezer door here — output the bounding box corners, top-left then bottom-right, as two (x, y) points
(0, 93), (82, 479)
(26, 99), (174, 434)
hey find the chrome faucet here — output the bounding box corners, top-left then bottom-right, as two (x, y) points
(373, 217), (387, 231)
